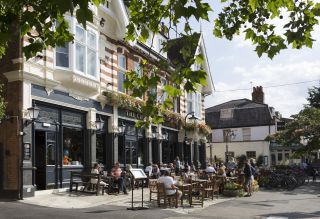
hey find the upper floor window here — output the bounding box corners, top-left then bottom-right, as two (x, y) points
(118, 54), (127, 93)
(55, 18), (98, 79)
(134, 61), (143, 77)
(242, 128), (251, 141)
(56, 43), (69, 68)
(187, 92), (202, 118)
(220, 108), (233, 119)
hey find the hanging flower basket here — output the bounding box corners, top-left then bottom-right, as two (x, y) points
(197, 122), (211, 136)
(103, 90), (144, 113)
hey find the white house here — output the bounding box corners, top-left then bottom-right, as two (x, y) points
(205, 86), (280, 167)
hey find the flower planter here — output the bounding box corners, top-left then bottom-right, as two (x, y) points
(223, 189), (243, 197)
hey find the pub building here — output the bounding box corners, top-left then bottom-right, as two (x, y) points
(0, 0), (213, 199)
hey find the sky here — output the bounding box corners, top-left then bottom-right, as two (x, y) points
(200, 3), (320, 118)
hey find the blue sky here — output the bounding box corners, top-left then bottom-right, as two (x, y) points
(200, 4), (320, 118)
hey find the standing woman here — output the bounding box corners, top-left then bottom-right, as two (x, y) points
(243, 159), (253, 197)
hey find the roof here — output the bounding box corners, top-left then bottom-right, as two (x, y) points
(167, 33), (201, 66)
(167, 33), (214, 95)
(205, 99), (274, 129)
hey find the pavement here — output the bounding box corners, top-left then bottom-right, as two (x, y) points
(19, 187), (234, 214)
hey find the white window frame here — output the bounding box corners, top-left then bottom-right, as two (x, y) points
(187, 92), (201, 118)
(54, 17), (99, 81)
(242, 127), (251, 141)
(134, 61), (143, 77)
(117, 54), (127, 93)
(220, 108), (233, 119)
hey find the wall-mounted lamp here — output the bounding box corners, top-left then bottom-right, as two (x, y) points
(100, 18), (106, 27)
(162, 131), (168, 141)
(95, 116), (105, 131)
(114, 121), (126, 137)
(25, 105), (40, 126)
(152, 131), (158, 139)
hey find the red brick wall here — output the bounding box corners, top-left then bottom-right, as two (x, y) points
(0, 35), (22, 196)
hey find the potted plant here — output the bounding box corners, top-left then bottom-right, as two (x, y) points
(223, 182), (244, 197)
(253, 179), (259, 192)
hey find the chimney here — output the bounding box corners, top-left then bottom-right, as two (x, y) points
(252, 86), (264, 104)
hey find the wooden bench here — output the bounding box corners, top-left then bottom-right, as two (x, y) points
(69, 171), (105, 196)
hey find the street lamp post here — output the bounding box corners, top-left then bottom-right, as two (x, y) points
(225, 130), (235, 164)
(184, 112), (198, 164)
(118, 122), (126, 170)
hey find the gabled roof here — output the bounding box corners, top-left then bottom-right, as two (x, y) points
(167, 33), (201, 66)
(167, 33), (214, 95)
(205, 99), (274, 129)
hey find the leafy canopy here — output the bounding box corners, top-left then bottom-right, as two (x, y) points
(1, 0), (320, 127)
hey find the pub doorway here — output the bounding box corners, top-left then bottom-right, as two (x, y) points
(34, 130), (57, 190)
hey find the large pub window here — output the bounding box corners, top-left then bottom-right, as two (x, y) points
(62, 110), (84, 166)
(63, 127), (84, 165)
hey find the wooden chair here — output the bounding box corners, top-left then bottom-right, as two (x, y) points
(178, 184), (192, 206)
(149, 179), (158, 202)
(204, 180), (214, 200)
(190, 181), (204, 207)
(157, 182), (179, 208)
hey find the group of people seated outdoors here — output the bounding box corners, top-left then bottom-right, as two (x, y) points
(90, 162), (128, 195)
(89, 156), (258, 198)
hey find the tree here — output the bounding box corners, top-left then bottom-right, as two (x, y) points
(267, 84), (320, 157)
(0, 84), (6, 120)
(1, 0), (320, 126)
(307, 83), (320, 108)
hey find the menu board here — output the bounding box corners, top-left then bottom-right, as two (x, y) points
(129, 168), (147, 179)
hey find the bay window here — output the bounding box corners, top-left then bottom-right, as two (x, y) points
(55, 18), (98, 79)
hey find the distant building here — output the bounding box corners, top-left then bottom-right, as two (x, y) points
(205, 86), (281, 167)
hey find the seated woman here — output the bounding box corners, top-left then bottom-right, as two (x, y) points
(181, 168), (192, 183)
(218, 164), (227, 177)
(91, 163), (107, 187)
(152, 164), (160, 179)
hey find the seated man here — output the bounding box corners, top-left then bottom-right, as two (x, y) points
(205, 163), (216, 174)
(145, 162), (153, 177)
(91, 163), (107, 187)
(111, 162), (128, 194)
(158, 170), (182, 199)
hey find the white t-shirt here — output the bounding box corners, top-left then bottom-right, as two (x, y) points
(205, 166), (216, 173)
(158, 176), (175, 195)
(91, 169), (99, 184)
(145, 165), (152, 175)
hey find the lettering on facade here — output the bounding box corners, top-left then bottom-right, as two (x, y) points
(125, 110), (143, 120)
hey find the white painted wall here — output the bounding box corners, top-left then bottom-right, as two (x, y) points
(212, 125), (276, 142)
(207, 141), (270, 166)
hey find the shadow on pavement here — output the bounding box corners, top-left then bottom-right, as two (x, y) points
(261, 181), (320, 196)
(259, 210), (320, 219)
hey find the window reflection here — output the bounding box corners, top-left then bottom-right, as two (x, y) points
(63, 127), (83, 165)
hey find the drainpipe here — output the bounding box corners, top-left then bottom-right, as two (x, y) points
(18, 24), (24, 200)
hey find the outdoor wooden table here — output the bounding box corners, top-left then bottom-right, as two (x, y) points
(176, 183), (192, 206)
